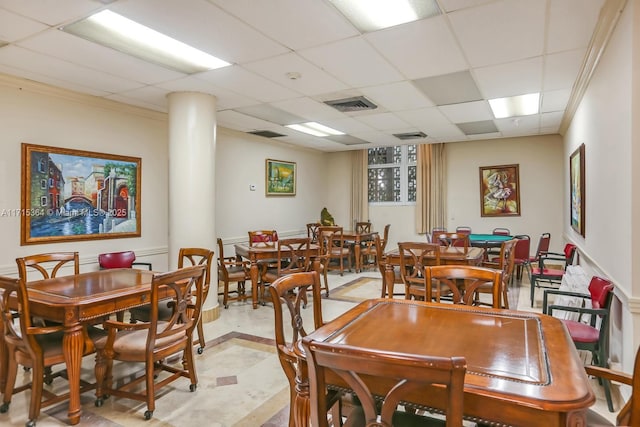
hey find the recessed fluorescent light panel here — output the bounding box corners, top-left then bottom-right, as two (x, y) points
(286, 122), (345, 137)
(329, 0), (441, 32)
(62, 10), (230, 74)
(489, 93), (540, 119)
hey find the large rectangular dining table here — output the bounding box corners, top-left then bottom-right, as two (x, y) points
(382, 245), (485, 297)
(234, 242), (320, 309)
(19, 268), (156, 425)
(295, 298), (595, 427)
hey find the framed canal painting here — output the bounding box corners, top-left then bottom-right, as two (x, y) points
(21, 143), (141, 245)
(570, 143), (585, 236)
(479, 164), (521, 217)
(265, 159), (296, 196)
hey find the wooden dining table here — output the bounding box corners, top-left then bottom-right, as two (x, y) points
(234, 242), (320, 309)
(383, 245), (485, 297)
(294, 298), (595, 427)
(17, 268), (156, 425)
(341, 230), (378, 273)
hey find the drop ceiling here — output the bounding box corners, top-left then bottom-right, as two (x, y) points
(0, 0), (606, 152)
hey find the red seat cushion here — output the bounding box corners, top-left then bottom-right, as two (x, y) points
(562, 319), (599, 343)
(530, 267), (564, 277)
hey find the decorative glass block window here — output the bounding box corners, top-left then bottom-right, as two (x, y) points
(368, 145), (417, 204)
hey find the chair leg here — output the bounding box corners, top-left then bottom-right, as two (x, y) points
(29, 363), (44, 425)
(0, 356), (18, 412)
(196, 319), (205, 354)
(530, 277), (537, 307)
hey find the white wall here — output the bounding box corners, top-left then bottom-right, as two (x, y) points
(564, 0), (637, 369)
(327, 135), (564, 255)
(0, 75), (169, 274)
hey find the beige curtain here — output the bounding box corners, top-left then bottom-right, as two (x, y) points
(351, 150), (369, 229)
(416, 143), (446, 234)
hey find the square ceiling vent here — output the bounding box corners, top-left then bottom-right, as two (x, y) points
(393, 131), (427, 140)
(324, 96), (377, 112)
(248, 130), (286, 138)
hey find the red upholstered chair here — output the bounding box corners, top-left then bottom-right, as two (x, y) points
(492, 227), (510, 235)
(98, 250), (152, 270)
(512, 234), (531, 282)
(529, 232), (551, 269)
(543, 276), (615, 411)
(455, 226), (472, 234)
(529, 243), (577, 307)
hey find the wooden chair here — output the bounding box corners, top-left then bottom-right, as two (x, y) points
(360, 224), (390, 270)
(375, 234), (403, 298)
(512, 234), (531, 282)
(260, 237), (311, 304)
(482, 238), (517, 309)
(128, 248), (214, 356)
(424, 265), (503, 308)
(543, 276), (615, 411)
(318, 226), (351, 276)
(433, 232), (469, 254)
(455, 226), (472, 234)
(304, 339), (467, 427)
(98, 250), (152, 270)
(583, 345), (640, 426)
(529, 243), (577, 307)
(94, 265), (206, 421)
(398, 241), (441, 300)
(268, 271), (342, 427)
(0, 275), (105, 427)
(306, 222), (321, 244)
(217, 238), (251, 308)
(355, 221), (371, 233)
(248, 230), (278, 247)
(16, 252), (79, 281)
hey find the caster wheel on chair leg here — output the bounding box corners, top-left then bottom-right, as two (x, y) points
(0, 402), (10, 413)
(190, 384), (197, 392)
(197, 346), (204, 354)
(144, 410), (153, 420)
(26, 419), (36, 427)
(95, 398), (103, 407)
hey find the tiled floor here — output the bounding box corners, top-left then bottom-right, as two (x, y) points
(1, 269), (619, 426)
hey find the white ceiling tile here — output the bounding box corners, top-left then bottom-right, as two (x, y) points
(397, 107), (466, 139)
(18, 29), (185, 84)
(438, 0), (495, 13)
(111, 0), (289, 64)
(438, 100), (493, 123)
(541, 111), (563, 128)
(360, 81), (435, 111)
(0, 62), (110, 96)
(243, 53), (348, 96)
(0, 45), (144, 93)
(106, 85), (170, 110)
(271, 97), (346, 122)
(495, 114), (540, 133)
(216, 110), (281, 131)
(543, 48), (586, 91)
(156, 76), (258, 109)
(0, 8), (48, 42)
(473, 57), (543, 99)
(210, 0), (359, 50)
(449, 0), (546, 67)
(196, 65), (300, 103)
(365, 16), (468, 79)
(320, 117), (376, 134)
(547, 0), (605, 53)
(351, 130), (399, 145)
(299, 36), (404, 87)
(0, 0), (103, 26)
(354, 112), (410, 131)
(541, 89), (571, 112)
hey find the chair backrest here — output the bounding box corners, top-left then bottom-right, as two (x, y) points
(16, 252), (79, 281)
(147, 265), (206, 349)
(306, 222), (321, 243)
(0, 275), (42, 356)
(355, 221), (371, 233)
(398, 242), (441, 293)
(455, 226), (472, 234)
(492, 227), (511, 236)
(588, 276), (614, 311)
(318, 226), (343, 255)
(178, 248), (214, 310)
(380, 223), (391, 251)
(98, 251), (136, 269)
(268, 271), (323, 383)
(275, 238), (311, 276)
(563, 243), (578, 266)
(433, 232), (469, 253)
(513, 235), (531, 262)
(533, 233), (551, 259)
(424, 265), (503, 308)
(248, 230), (278, 247)
(304, 339), (467, 427)
(494, 239), (518, 284)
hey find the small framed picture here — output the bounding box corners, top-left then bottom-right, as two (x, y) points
(266, 159), (296, 196)
(479, 164), (521, 217)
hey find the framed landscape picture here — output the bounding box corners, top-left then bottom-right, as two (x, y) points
(570, 144), (585, 236)
(266, 159), (296, 196)
(479, 164), (521, 217)
(21, 143), (141, 245)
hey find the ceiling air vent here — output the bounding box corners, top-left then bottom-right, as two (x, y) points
(393, 131), (427, 140)
(324, 96), (377, 112)
(248, 130), (286, 138)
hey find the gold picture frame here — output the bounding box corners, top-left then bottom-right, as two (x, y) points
(570, 144), (585, 236)
(266, 159), (296, 196)
(479, 164), (521, 217)
(21, 143), (141, 245)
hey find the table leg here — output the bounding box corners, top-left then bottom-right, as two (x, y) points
(384, 263), (395, 298)
(250, 260), (259, 309)
(63, 324), (84, 425)
(354, 240), (361, 273)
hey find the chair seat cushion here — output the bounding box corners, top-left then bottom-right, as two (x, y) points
(345, 405), (446, 427)
(531, 267), (564, 277)
(99, 321), (187, 358)
(563, 319), (599, 343)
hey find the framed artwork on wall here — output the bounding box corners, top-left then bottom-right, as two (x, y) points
(21, 143), (141, 245)
(570, 143), (585, 236)
(479, 164), (521, 217)
(265, 159), (296, 196)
